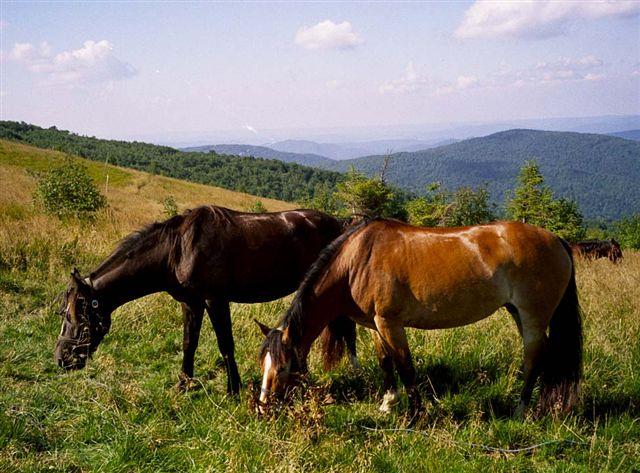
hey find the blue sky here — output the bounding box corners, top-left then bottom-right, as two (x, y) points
(1, 1), (639, 140)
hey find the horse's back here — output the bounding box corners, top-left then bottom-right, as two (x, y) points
(175, 206), (342, 301)
(337, 220), (572, 328)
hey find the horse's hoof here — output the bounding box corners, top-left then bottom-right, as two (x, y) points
(174, 373), (199, 392)
(379, 390), (399, 414)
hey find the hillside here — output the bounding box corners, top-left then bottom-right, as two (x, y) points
(181, 144), (335, 168)
(326, 129), (640, 220)
(607, 130), (640, 141)
(0, 139), (294, 233)
(0, 121), (342, 204)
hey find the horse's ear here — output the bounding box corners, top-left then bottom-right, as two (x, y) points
(70, 268), (86, 288)
(254, 319), (272, 336)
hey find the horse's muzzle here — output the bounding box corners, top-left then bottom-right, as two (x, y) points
(54, 340), (88, 370)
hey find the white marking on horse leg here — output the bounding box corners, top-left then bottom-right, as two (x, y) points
(379, 389), (399, 413)
(259, 352), (272, 410)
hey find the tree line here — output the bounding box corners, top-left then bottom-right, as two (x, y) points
(303, 160), (639, 248)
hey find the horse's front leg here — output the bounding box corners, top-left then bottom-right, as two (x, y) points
(372, 331), (398, 413)
(177, 301), (204, 391)
(375, 317), (422, 424)
(206, 299), (241, 395)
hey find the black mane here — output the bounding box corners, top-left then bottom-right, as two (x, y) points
(89, 213), (186, 279)
(259, 217), (373, 365)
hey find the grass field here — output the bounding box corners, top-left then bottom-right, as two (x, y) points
(0, 140), (639, 471)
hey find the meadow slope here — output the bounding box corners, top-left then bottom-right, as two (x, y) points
(0, 140), (639, 471)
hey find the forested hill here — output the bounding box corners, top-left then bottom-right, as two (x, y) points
(0, 121), (342, 203)
(607, 130), (640, 141)
(181, 144), (335, 168)
(327, 129), (640, 220)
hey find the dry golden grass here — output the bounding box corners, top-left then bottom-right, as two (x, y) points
(0, 138), (293, 224)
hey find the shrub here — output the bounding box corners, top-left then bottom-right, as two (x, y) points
(505, 160), (585, 241)
(335, 167), (395, 217)
(614, 214), (640, 249)
(162, 195), (179, 217)
(248, 200), (267, 213)
(34, 159), (106, 219)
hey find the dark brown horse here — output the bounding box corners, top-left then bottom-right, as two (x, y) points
(55, 206), (356, 394)
(572, 239), (623, 263)
(257, 219), (583, 420)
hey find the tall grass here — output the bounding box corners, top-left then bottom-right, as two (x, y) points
(1, 141), (639, 471)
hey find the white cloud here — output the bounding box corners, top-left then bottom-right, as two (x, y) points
(506, 55), (607, 85)
(455, 1), (640, 40)
(456, 75), (479, 89)
(295, 20), (363, 50)
(632, 70), (640, 77)
(8, 39), (136, 86)
(379, 62), (431, 94)
(9, 42), (50, 61)
(584, 73), (606, 81)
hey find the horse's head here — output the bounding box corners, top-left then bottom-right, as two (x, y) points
(54, 268), (111, 370)
(609, 239), (624, 263)
(255, 320), (304, 412)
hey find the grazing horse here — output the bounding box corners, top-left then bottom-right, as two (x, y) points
(257, 219), (583, 420)
(572, 239), (623, 263)
(55, 206), (357, 394)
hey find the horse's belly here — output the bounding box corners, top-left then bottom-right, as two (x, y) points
(402, 290), (505, 330)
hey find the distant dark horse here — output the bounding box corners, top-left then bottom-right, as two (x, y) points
(257, 220), (582, 420)
(55, 206), (356, 394)
(572, 239), (623, 263)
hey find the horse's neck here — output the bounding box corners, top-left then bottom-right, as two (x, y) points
(290, 285), (342, 361)
(90, 250), (174, 312)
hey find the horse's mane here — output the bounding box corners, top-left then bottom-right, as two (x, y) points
(90, 205), (235, 279)
(259, 217), (373, 365)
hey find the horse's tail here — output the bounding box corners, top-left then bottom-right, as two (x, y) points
(320, 315), (357, 371)
(539, 239), (583, 413)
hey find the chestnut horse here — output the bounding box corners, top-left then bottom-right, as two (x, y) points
(55, 206), (356, 394)
(257, 219), (583, 419)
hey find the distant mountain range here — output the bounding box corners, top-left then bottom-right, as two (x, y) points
(324, 129), (640, 220)
(267, 138), (457, 160)
(181, 144), (335, 168)
(141, 114), (639, 148)
(183, 138), (458, 162)
(607, 130), (640, 141)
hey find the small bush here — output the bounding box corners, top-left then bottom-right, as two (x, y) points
(34, 159), (106, 219)
(614, 214), (640, 249)
(248, 200), (267, 213)
(162, 195), (179, 218)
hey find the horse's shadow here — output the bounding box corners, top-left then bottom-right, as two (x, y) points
(325, 357), (640, 420)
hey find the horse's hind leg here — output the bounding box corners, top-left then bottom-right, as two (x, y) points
(206, 300), (241, 395)
(505, 303), (523, 338)
(344, 318), (359, 369)
(375, 317), (422, 422)
(178, 301), (205, 390)
(372, 330), (398, 413)
(515, 312), (548, 420)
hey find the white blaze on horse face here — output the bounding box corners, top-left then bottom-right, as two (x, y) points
(259, 352), (273, 405)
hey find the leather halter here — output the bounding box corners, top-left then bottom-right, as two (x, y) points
(58, 291), (106, 357)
